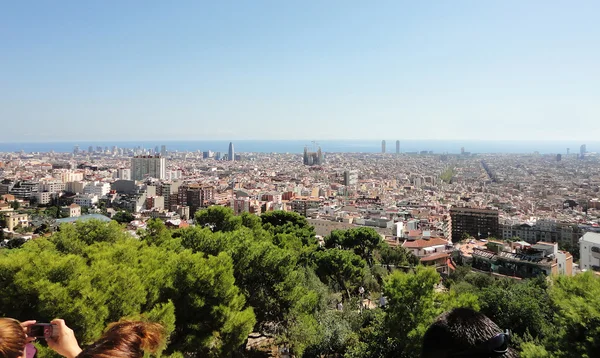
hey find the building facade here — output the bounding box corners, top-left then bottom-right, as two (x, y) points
(131, 155), (166, 180)
(580, 232), (600, 273)
(450, 207), (499, 242)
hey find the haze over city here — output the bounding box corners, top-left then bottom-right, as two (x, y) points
(2, 1), (600, 142)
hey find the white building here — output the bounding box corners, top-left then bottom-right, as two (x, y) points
(35, 191), (54, 205)
(131, 155), (166, 180)
(84, 182), (110, 198)
(40, 180), (65, 193)
(66, 181), (88, 194)
(74, 194), (98, 207)
(53, 170), (84, 183)
(579, 232), (600, 272)
(61, 203), (81, 218)
(115, 168), (131, 180)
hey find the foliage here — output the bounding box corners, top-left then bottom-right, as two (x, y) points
(378, 242), (420, 269)
(195, 206), (242, 232)
(112, 210), (134, 224)
(0, 219), (255, 357)
(1, 210), (600, 358)
(547, 271), (600, 357)
(324, 227), (383, 266)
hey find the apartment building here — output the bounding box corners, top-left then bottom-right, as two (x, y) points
(580, 232), (600, 273)
(450, 207), (499, 242)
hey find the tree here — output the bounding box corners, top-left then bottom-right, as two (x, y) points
(195, 206), (242, 233)
(10, 200), (20, 210)
(383, 266), (441, 356)
(378, 243), (419, 269)
(240, 212), (262, 230)
(261, 211), (317, 247)
(112, 211), (134, 224)
(0, 220), (257, 357)
(547, 271), (600, 357)
(313, 248), (366, 299)
(324, 227), (383, 266)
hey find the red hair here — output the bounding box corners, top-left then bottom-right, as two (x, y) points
(77, 321), (165, 358)
(0, 318), (26, 358)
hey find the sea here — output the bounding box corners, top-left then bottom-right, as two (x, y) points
(0, 140), (596, 155)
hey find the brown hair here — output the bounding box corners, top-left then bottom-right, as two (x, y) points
(0, 318), (26, 358)
(77, 321), (165, 358)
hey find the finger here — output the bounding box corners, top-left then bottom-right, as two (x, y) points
(21, 320), (37, 327)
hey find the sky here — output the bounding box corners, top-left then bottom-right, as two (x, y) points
(1, 1), (599, 142)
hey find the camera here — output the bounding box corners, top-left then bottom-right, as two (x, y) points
(27, 323), (57, 339)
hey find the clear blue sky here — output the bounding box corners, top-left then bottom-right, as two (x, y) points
(1, 1), (599, 142)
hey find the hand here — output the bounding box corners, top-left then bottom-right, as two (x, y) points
(45, 319), (82, 358)
(20, 320), (37, 344)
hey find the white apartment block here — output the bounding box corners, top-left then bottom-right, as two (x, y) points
(131, 156), (166, 181)
(40, 181), (66, 193)
(35, 191), (54, 205)
(580, 232), (600, 273)
(84, 181), (110, 198)
(73, 194), (98, 207)
(115, 168), (131, 180)
(66, 181), (88, 194)
(53, 170), (84, 183)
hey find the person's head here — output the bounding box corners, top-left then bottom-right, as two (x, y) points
(77, 321), (165, 358)
(0, 318), (27, 358)
(422, 308), (517, 358)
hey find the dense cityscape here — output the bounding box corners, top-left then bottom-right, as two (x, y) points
(2, 141), (600, 278)
(3, 1), (600, 357)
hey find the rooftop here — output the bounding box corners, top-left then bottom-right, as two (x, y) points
(56, 214), (112, 223)
(581, 232), (600, 245)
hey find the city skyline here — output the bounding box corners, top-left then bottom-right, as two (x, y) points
(2, 2), (600, 142)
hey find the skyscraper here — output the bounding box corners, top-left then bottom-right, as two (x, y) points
(73, 145), (80, 155)
(228, 142), (235, 161)
(580, 144), (587, 158)
(381, 140), (386, 154)
(160, 145), (167, 157)
(396, 140), (400, 154)
(131, 155), (166, 180)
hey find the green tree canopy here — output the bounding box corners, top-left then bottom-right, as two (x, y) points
(195, 206), (242, 233)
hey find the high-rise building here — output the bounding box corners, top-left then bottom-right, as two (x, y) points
(88, 146), (93, 154)
(381, 140), (386, 153)
(450, 207), (499, 242)
(567, 148), (570, 156)
(343, 170), (358, 186)
(131, 155), (166, 181)
(73, 145), (80, 155)
(177, 184), (215, 216)
(228, 142), (235, 162)
(396, 140), (400, 154)
(154, 146), (160, 154)
(160, 145), (167, 157)
(580, 144), (587, 159)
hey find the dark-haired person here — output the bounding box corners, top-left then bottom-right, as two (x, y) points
(47, 319), (165, 358)
(0, 318), (37, 358)
(422, 308), (517, 358)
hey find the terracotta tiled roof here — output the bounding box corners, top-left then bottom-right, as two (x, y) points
(420, 252), (450, 262)
(402, 237), (449, 249)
